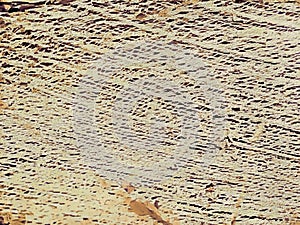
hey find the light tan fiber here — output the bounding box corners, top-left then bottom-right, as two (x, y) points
(0, 0), (299, 224)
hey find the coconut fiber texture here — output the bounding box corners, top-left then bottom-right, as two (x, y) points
(0, 0), (299, 224)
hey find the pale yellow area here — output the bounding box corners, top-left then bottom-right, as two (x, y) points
(0, 0), (299, 225)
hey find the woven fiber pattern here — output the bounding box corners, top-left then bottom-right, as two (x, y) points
(0, 0), (299, 224)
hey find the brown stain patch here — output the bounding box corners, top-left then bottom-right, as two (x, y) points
(0, 18), (6, 28)
(0, 99), (8, 111)
(0, 211), (28, 225)
(158, 8), (170, 17)
(129, 199), (173, 225)
(58, 0), (75, 5)
(136, 13), (147, 20)
(290, 221), (300, 225)
(122, 182), (135, 194)
(79, 219), (95, 225)
(182, 0), (199, 5)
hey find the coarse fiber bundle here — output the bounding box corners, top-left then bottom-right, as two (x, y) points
(0, 0), (299, 224)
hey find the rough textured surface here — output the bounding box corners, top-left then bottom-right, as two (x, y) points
(0, 0), (299, 224)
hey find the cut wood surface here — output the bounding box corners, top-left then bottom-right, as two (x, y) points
(0, 0), (299, 224)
